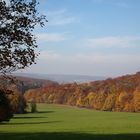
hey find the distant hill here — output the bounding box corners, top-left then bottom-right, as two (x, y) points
(14, 73), (106, 83)
(0, 75), (58, 94)
(25, 72), (140, 112)
(15, 76), (58, 86)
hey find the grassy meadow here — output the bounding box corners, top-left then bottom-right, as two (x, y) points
(0, 104), (140, 140)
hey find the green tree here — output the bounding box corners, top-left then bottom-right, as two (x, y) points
(30, 99), (37, 113)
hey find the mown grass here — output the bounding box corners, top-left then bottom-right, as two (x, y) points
(0, 104), (140, 140)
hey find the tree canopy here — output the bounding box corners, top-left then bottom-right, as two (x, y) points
(0, 0), (47, 74)
(0, 0), (47, 122)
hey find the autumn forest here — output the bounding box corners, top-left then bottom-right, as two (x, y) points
(25, 72), (140, 113)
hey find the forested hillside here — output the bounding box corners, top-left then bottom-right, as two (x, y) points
(0, 76), (58, 93)
(15, 76), (59, 93)
(0, 76), (58, 115)
(25, 72), (140, 112)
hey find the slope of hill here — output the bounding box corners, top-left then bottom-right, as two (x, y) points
(25, 72), (140, 112)
(14, 73), (106, 83)
(16, 76), (59, 93)
(0, 76), (58, 94)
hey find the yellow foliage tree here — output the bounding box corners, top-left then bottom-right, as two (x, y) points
(133, 90), (140, 112)
(102, 94), (116, 111)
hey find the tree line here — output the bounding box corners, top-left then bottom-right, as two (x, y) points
(25, 72), (140, 112)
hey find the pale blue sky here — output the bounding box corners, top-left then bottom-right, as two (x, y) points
(23, 0), (140, 76)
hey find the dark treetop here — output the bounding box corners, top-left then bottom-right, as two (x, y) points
(0, 0), (47, 74)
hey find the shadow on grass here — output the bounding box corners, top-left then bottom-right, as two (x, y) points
(13, 116), (47, 119)
(37, 111), (55, 114)
(0, 121), (61, 125)
(0, 132), (140, 140)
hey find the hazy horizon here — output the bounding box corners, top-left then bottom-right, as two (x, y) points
(15, 71), (140, 79)
(21, 0), (140, 77)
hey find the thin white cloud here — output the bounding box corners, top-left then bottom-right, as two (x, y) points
(36, 33), (66, 42)
(72, 53), (140, 64)
(84, 36), (140, 48)
(37, 50), (140, 66)
(39, 51), (61, 60)
(45, 9), (77, 26)
(46, 9), (66, 16)
(49, 17), (76, 26)
(24, 51), (140, 76)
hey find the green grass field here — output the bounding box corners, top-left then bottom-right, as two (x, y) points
(0, 104), (140, 140)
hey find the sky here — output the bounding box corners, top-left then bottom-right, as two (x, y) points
(22, 0), (140, 77)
